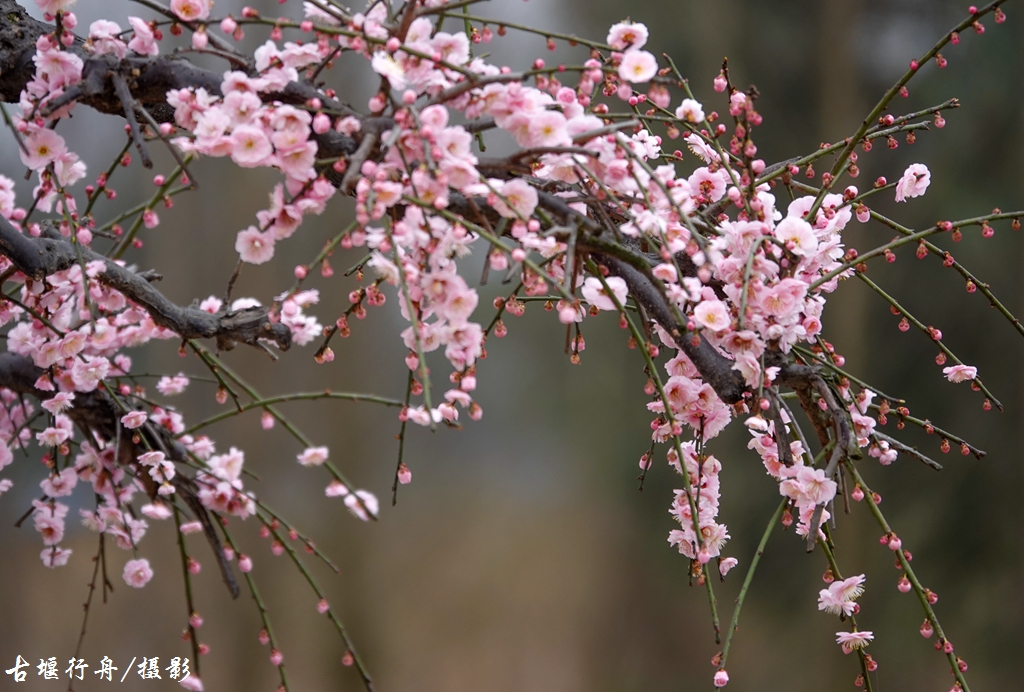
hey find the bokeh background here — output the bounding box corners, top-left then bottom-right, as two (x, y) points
(1, 0), (1022, 689)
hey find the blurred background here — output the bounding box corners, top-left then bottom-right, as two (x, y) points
(1, 0), (1022, 689)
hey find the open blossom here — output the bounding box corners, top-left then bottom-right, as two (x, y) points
(41, 391), (75, 414)
(123, 558), (154, 588)
(371, 51), (406, 90)
(618, 49), (658, 83)
(818, 574), (866, 616)
(230, 126), (273, 167)
(127, 17), (159, 56)
(942, 364), (977, 383)
(581, 276), (627, 311)
(236, 226), (276, 264)
(343, 489), (380, 521)
(20, 129), (66, 171)
(836, 630), (874, 654)
(895, 163), (930, 202)
(492, 179), (538, 218)
(607, 21), (648, 50)
(121, 411), (148, 429)
(775, 216), (818, 257)
(157, 374), (190, 395)
(35, 0), (76, 15)
(297, 446), (329, 467)
(41, 547), (72, 568)
(675, 98), (705, 123)
(694, 300), (731, 332)
(87, 20), (126, 58)
(170, 0), (211, 22)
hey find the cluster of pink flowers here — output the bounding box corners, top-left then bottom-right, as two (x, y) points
(665, 442), (735, 571)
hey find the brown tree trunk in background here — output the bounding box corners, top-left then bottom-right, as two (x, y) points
(818, 0), (868, 370)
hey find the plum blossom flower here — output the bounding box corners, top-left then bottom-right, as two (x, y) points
(675, 98), (705, 123)
(694, 300), (731, 332)
(35, 0), (76, 15)
(87, 20), (127, 58)
(41, 391), (75, 414)
(581, 276), (628, 311)
(41, 468), (77, 498)
(123, 558), (154, 588)
(230, 125), (273, 167)
(713, 670), (729, 688)
(121, 411), (148, 429)
(775, 216), (818, 257)
(127, 17), (159, 56)
(718, 557), (739, 576)
(236, 226), (276, 264)
(343, 489), (379, 521)
(297, 446), (329, 467)
(20, 129), (66, 171)
(371, 51), (407, 90)
(41, 546), (72, 568)
(836, 630), (873, 654)
(170, 0), (211, 22)
(618, 50), (658, 83)
(818, 574), (866, 616)
(895, 163), (930, 202)
(942, 364), (977, 383)
(607, 21), (648, 50)
(492, 179), (538, 218)
(157, 374), (190, 395)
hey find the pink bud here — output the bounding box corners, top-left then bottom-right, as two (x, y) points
(897, 576), (911, 593)
(190, 613), (204, 629)
(713, 74), (727, 92)
(238, 554), (253, 572)
(713, 670), (729, 687)
(192, 28), (208, 50)
(258, 628), (270, 645)
(888, 536), (902, 551)
(851, 486), (865, 502)
(920, 620), (934, 638)
(188, 558), (201, 575)
(397, 463), (412, 485)
(312, 112), (331, 134)
(270, 649), (284, 666)
(317, 598), (330, 614)
(220, 17), (237, 34)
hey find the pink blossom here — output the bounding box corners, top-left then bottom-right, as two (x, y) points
(230, 125), (273, 167)
(41, 546), (72, 568)
(36, 426), (70, 447)
(689, 166), (728, 202)
(581, 276), (628, 311)
(607, 21), (649, 50)
(33, 48), (83, 89)
(157, 374), (190, 395)
(942, 364), (977, 383)
(775, 216), (818, 257)
(675, 98), (705, 123)
(20, 129), (66, 171)
(87, 20), (126, 58)
(297, 446), (329, 467)
(371, 52), (407, 90)
(35, 0), (76, 15)
(618, 50), (658, 84)
(41, 468), (77, 498)
(121, 411), (148, 429)
(895, 163), (930, 202)
(527, 110), (570, 147)
(713, 670), (729, 688)
(836, 630), (873, 654)
(493, 179), (538, 219)
(818, 574), (866, 616)
(180, 521), (203, 534)
(235, 226), (276, 264)
(170, 0), (211, 22)
(343, 489), (379, 521)
(694, 300), (731, 332)
(718, 557), (739, 576)
(178, 676), (204, 691)
(127, 17), (159, 56)
(41, 391), (75, 414)
(123, 558), (154, 588)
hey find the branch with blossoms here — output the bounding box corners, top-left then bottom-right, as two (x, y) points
(0, 0), (1020, 690)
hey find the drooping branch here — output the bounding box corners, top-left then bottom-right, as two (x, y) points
(0, 217), (292, 351)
